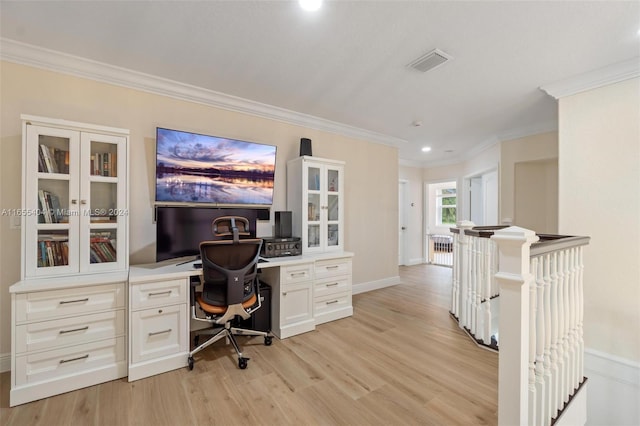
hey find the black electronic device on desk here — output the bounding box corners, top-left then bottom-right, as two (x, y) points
(260, 237), (302, 258)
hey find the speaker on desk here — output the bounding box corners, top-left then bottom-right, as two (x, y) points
(275, 211), (292, 238)
(300, 138), (312, 156)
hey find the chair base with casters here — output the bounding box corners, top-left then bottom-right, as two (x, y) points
(188, 284), (273, 370)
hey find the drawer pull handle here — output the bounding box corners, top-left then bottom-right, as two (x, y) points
(60, 354), (89, 364)
(326, 300), (339, 305)
(59, 298), (89, 304)
(148, 290), (172, 297)
(326, 265), (339, 270)
(326, 282), (339, 287)
(59, 326), (89, 334)
(148, 329), (172, 336)
(290, 272), (306, 277)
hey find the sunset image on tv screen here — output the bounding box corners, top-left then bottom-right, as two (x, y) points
(155, 128), (276, 205)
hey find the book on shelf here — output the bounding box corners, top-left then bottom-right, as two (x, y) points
(38, 144), (69, 174)
(91, 152), (117, 177)
(38, 238), (69, 267)
(38, 189), (63, 223)
(90, 233), (117, 263)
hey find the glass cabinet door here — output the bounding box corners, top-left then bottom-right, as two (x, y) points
(80, 132), (126, 271)
(25, 125), (80, 277)
(325, 166), (341, 250)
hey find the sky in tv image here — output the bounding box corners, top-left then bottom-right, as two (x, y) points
(155, 128), (276, 205)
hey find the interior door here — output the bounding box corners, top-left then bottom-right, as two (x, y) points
(398, 181), (407, 265)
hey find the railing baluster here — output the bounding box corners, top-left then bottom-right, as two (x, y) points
(529, 257), (538, 426)
(534, 255), (547, 425)
(451, 232), (460, 317)
(543, 253), (554, 425)
(551, 253), (560, 417)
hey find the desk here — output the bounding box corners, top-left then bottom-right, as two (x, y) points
(127, 251), (353, 381)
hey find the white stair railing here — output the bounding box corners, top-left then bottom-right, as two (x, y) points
(491, 228), (590, 426)
(450, 222), (504, 349)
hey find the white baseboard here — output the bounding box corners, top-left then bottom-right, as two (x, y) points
(0, 352), (10, 373)
(352, 276), (401, 295)
(584, 348), (640, 426)
(406, 258), (426, 266)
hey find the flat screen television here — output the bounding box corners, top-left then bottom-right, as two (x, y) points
(156, 206), (259, 262)
(155, 127), (277, 207)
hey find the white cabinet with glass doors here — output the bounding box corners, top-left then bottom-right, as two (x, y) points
(287, 156), (344, 254)
(21, 115), (129, 279)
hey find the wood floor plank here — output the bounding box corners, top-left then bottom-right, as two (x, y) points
(0, 264), (498, 425)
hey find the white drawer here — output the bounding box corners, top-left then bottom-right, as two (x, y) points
(15, 309), (125, 354)
(314, 275), (351, 299)
(14, 336), (126, 386)
(130, 278), (187, 310)
(281, 263), (313, 285)
(314, 258), (352, 279)
(313, 291), (352, 318)
(130, 304), (188, 364)
(15, 283), (125, 324)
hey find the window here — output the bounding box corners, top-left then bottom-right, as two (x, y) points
(436, 186), (457, 225)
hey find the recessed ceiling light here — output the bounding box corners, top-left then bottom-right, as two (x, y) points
(299, 0), (322, 12)
(421, 146), (432, 153)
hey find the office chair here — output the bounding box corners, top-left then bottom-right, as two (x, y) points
(188, 216), (272, 370)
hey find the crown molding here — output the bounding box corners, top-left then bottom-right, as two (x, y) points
(0, 38), (407, 148)
(540, 57), (640, 99)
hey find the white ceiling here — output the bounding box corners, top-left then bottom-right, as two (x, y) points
(1, 1), (639, 167)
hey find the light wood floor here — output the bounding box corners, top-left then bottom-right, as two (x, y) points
(0, 264), (498, 425)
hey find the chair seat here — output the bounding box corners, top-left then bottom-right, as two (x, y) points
(196, 292), (258, 315)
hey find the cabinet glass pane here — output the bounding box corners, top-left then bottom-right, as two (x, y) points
(37, 230), (69, 267)
(327, 224), (339, 247)
(327, 169), (339, 192)
(38, 135), (70, 174)
(327, 194), (339, 221)
(37, 179), (70, 224)
(90, 229), (117, 264)
(308, 225), (320, 248)
(90, 182), (118, 223)
(308, 193), (320, 221)
(91, 141), (118, 177)
(307, 167), (320, 191)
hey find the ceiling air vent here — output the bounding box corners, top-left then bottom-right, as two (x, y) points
(407, 48), (453, 73)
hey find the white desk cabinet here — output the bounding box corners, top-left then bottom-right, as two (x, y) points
(128, 273), (189, 381)
(9, 274), (128, 407)
(262, 262), (315, 339)
(126, 252), (353, 381)
(313, 257), (353, 324)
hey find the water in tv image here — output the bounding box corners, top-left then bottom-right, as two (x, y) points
(155, 128), (276, 205)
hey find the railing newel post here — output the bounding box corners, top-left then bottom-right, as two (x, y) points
(491, 226), (539, 426)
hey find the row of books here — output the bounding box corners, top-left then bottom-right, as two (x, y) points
(39, 144), (69, 174)
(91, 152), (117, 177)
(38, 189), (65, 223)
(38, 237), (69, 267)
(90, 234), (117, 263)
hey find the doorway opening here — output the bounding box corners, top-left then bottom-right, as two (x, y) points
(425, 181), (456, 266)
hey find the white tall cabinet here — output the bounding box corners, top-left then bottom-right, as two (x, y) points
(287, 156), (344, 254)
(9, 115), (129, 407)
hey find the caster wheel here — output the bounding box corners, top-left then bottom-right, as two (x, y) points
(238, 357), (248, 369)
(264, 336), (273, 346)
(188, 356), (194, 371)
(194, 335), (199, 346)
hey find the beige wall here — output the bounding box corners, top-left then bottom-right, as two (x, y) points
(514, 158), (558, 233)
(500, 131), (558, 225)
(558, 77), (640, 362)
(0, 61), (400, 357)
